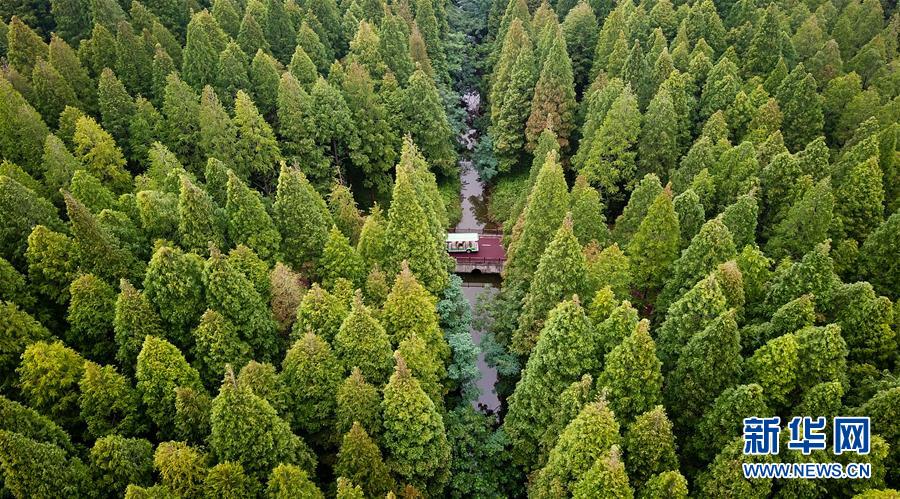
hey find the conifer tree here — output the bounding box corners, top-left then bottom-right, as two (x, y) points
(66, 273), (116, 362)
(90, 435), (154, 497)
(191, 309), (252, 388)
(858, 209), (900, 298)
(343, 63), (397, 196)
(183, 10), (228, 91)
(69, 169), (114, 213)
(526, 34), (577, 153)
(505, 298), (605, 471)
(79, 361), (143, 438)
(334, 292), (393, 386)
(580, 85), (642, 199)
(0, 430), (90, 498)
(656, 272), (729, 371)
(24, 226), (75, 307)
(66, 192), (141, 283)
(491, 29), (537, 172)
(381, 355), (451, 495)
(835, 156), (884, 242)
(626, 187), (679, 295)
(571, 446), (633, 499)
(570, 175), (609, 246)
(766, 178), (834, 259)
(142, 245), (206, 343)
(292, 283), (348, 344)
(381, 263), (449, 360)
(335, 368), (382, 439)
(502, 150), (568, 318)
(17, 340), (85, 429)
(513, 216), (587, 355)
(307, 76), (353, 179)
(281, 332), (342, 435)
(380, 13), (414, 82)
(658, 217), (736, 312)
(1, 177), (62, 265)
(273, 165), (333, 270)
(72, 115), (132, 194)
(611, 174), (663, 246)
(327, 184), (364, 245)
(666, 309), (741, 427)
(638, 86), (678, 181)
(775, 64), (824, 152)
(598, 321), (664, 423)
(531, 400), (621, 497)
(763, 241), (840, 315)
(114, 21), (152, 98)
(226, 170), (280, 261)
(623, 406), (679, 491)
(112, 279), (164, 376)
(178, 176), (225, 255)
(211, 0), (241, 38)
(204, 248), (279, 361)
(211, 367), (316, 480)
(561, 2), (598, 95)
(289, 45), (318, 88)
(402, 70), (456, 175)
(263, 0), (296, 63)
(673, 189), (705, 248)
(30, 58), (80, 129)
(266, 464), (324, 498)
(383, 166), (448, 294)
(336, 422), (395, 498)
(238, 11), (270, 60)
(276, 72), (332, 188)
(215, 42), (250, 109)
(234, 90), (282, 180)
(41, 134), (79, 205)
(6, 16), (47, 76)
(135, 335), (203, 438)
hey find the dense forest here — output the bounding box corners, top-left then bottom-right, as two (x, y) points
(0, 0), (899, 496)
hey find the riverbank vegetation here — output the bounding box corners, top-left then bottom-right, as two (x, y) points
(0, 0), (899, 497)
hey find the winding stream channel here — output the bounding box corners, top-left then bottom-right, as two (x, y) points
(454, 90), (501, 412)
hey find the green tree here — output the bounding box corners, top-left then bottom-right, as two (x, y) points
(0, 430), (90, 498)
(238, 12), (269, 60)
(264, 0), (296, 63)
(696, 438), (774, 498)
(505, 297), (607, 471)
(381, 264), (449, 363)
(859, 209), (900, 298)
(343, 63), (398, 197)
(579, 85), (641, 200)
(775, 64), (824, 152)
(561, 2), (598, 95)
(1, 177), (62, 265)
(402, 70), (456, 175)
(328, 184), (364, 245)
(673, 189), (705, 248)
(642, 471), (689, 498)
(623, 405), (678, 491)
(626, 188), (679, 295)
(234, 90), (282, 180)
(276, 72), (332, 188)
(114, 21), (152, 98)
(41, 134), (80, 205)
(281, 331), (342, 435)
(638, 86), (679, 181)
(381, 355), (451, 495)
(512, 215), (587, 355)
(491, 29), (537, 172)
(211, 367), (316, 480)
(334, 292), (393, 385)
(571, 446), (633, 499)
(531, 400), (621, 498)
(65, 192), (140, 283)
(135, 335), (204, 438)
(197, 85), (242, 175)
(6, 16), (48, 76)
(380, 13), (414, 82)
(204, 461), (256, 498)
(162, 72), (202, 169)
(113, 279), (165, 375)
(320, 226), (365, 289)
(656, 272), (729, 372)
(182, 10), (228, 90)
(143, 245), (206, 342)
(292, 283), (348, 344)
(767, 178), (834, 259)
(835, 156), (884, 242)
(215, 42), (250, 108)
(90, 436), (154, 497)
(31, 58), (80, 129)
(66, 273), (116, 362)
(526, 34), (577, 153)
(18, 340), (85, 429)
(266, 464), (324, 499)
(178, 176), (225, 255)
(273, 165), (333, 270)
(152, 441), (207, 498)
(336, 422), (395, 498)
(73, 115), (132, 193)
(569, 175), (610, 246)
(599, 321), (663, 423)
(25, 226), (77, 305)
(667, 310), (742, 427)
(204, 248), (278, 362)
(191, 309), (252, 388)
(335, 367), (382, 438)
(611, 173), (663, 246)
(226, 170), (281, 261)
(79, 361), (143, 438)
(0, 65), (49, 173)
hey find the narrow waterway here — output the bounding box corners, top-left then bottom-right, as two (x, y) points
(454, 91), (502, 412)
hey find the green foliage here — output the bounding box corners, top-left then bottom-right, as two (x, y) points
(273, 165), (332, 270)
(281, 332), (341, 435)
(381, 265), (450, 364)
(226, 170), (280, 261)
(191, 309), (251, 388)
(334, 293), (393, 386)
(143, 245), (205, 342)
(0, 176), (62, 265)
(266, 464), (324, 499)
(626, 188), (680, 294)
(599, 321), (663, 423)
(79, 361), (143, 438)
(153, 440), (207, 498)
(319, 226), (365, 289)
(336, 422), (394, 498)
(135, 335), (203, 438)
(292, 283), (348, 344)
(526, 32), (577, 154)
(0, 430), (90, 498)
(381, 355), (451, 495)
(211, 368), (315, 480)
(335, 367), (382, 439)
(0, 392), (72, 453)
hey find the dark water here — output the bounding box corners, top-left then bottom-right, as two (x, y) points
(454, 91), (502, 411)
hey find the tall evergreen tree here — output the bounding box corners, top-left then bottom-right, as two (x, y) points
(599, 320), (664, 423)
(336, 423), (395, 498)
(561, 2), (598, 95)
(234, 90), (282, 180)
(272, 165), (333, 270)
(178, 176), (225, 255)
(381, 263), (449, 363)
(215, 42), (250, 108)
(491, 28), (537, 173)
(381, 355), (451, 495)
(402, 70), (456, 175)
(280, 331), (342, 435)
(775, 64), (824, 152)
(626, 188), (679, 295)
(226, 170), (281, 261)
(343, 63), (397, 196)
(526, 34), (577, 153)
(135, 335), (203, 438)
(182, 10), (228, 91)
